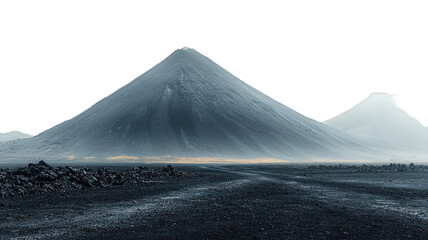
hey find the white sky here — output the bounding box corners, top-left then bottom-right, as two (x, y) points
(1, 0), (427, 135)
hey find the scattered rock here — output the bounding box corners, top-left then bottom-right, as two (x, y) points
(308, 163), (428, 173)
(0, 161), (183, 197)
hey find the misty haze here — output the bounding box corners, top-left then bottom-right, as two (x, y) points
(1, 1), (428, 239)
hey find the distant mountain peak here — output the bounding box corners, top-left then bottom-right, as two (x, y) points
(368, 92), (395, 99)
(365, 92), (397, 107)
(325, 93), (428, 151)
(0, 131), (33, 143)
(370, 92), (393, 96)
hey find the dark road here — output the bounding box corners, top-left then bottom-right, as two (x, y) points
(1, 165), (428, 239)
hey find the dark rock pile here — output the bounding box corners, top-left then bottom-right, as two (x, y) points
(308, 163), (428, 173)
(0, 161), (182, 197)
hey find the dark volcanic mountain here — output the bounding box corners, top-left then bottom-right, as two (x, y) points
(325, 93), (428, 152)
(1, 48), (367, 161)
(0, 131), (32, 143)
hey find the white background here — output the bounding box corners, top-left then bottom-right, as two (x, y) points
(1, 0), (427, 135)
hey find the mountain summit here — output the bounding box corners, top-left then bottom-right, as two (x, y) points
(325, 93), (428, 151)
(0, 131), (32, 143)
(1, 48), (366, 160)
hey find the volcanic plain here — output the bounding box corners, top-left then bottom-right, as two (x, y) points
(1, 163), (428, 239)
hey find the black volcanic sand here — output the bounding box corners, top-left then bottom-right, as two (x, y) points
(1, 165), (428, 239)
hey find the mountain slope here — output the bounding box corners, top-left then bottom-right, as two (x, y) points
(1, 48), (368, 160)
(0, 131), (32, 143)
(325, 93), (428, 151)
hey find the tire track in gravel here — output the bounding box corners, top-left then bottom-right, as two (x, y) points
(242, 168), (428, 222)
(3, 167), (271, 240)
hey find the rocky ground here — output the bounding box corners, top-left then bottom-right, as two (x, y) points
(0, 161), (182, 197)
(307, 163), (428, 173)
(1, 164), (428, 239)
